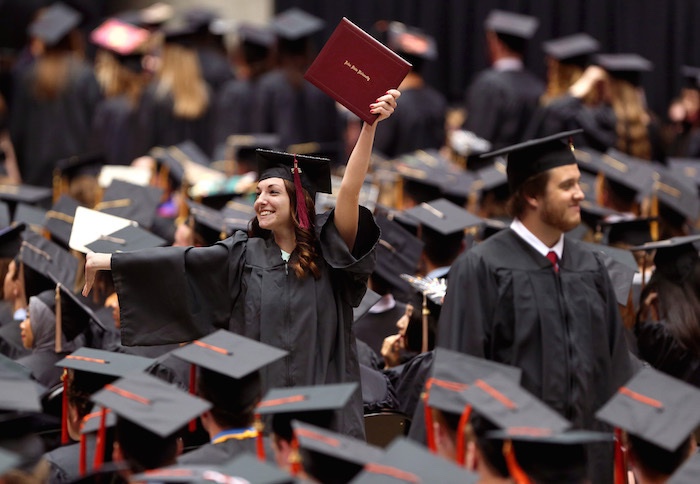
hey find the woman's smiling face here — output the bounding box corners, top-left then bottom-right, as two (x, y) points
(254, 177), (293, 232)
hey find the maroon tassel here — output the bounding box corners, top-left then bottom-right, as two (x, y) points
(292, 156), (310, 229)
(188, 364), (197, 432)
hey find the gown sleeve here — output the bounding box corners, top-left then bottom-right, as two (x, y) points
(113, 232), (248, 346)
(317, 206), (380, 307)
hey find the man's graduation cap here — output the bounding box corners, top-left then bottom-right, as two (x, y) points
(237, 23), (276, 49)
(352, 437), (479, 484)
(630, 234), (700, 281)
(595, 53), (653, 86)
(596, 367), (700, 452)
(403, 198), (483, 236)
(28, 2), (82, 46)
(681, 65), (700, 90)
(96, 180), (163, 229)
(44, 195), (79, 248)
(292, 420), (384, 481)
(272, 8), (324, 41)
(20, 230), (78, 297)
(481, 130), (582, 193)
(484, 10), (539, 40)
(542, 33), (600, 66)
(91, 372), (212, 438)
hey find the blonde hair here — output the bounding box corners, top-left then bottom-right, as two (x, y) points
(155, 43), (209, 119)
(94, 50), (146, 107)
(610, 78), (652, 160)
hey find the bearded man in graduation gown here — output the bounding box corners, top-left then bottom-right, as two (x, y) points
(437, 130), (634, 484)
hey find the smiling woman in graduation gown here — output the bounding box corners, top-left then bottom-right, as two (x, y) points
(84, 91), (401, 438)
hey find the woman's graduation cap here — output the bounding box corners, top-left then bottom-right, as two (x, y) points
(595, 53), (653, 86)
(630, 234), (700, 281)
(542, 33), (600, 66)
(44, 195), (79, 248)
(19, 230), (78, 297)
(480, 130), (583, 193)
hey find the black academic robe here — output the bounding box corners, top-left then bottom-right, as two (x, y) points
(9, 58), (102, 186)
(45, 434), (98, 484)
(112, 208), (379, 438)
(89, 95), (141, 165)
(372, 86), (447, 158)
(250, 70), (341, 156)
(178, 436), (272, 466)
(135, 82), (215, 157)
(196, 47), (234, 95)
(464, 68), (544, 149)
(213, 78), (260, 147)
(353, 302), (407, 357)
(438, 228), (634, 484)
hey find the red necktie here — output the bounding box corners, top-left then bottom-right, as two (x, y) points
(546, 251), (559, 273)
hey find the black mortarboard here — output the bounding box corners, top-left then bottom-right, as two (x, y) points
(352, 437), (479, 483)
(481, 130), (581, 193)
(13, 204), (47, 234)
(594, 53), (653, 86)
(91, 372), (212, 438)
(440, 169), (481, 203)
(542, 33), (600, 65)
(20, 230), (78, 297)
(374, 214), (424, 295)
(0, 379), (43, 413)
(652, 166), (700, 224)
(272, 8), (324, 41)
(162, 21), (200, 47)
(576, 148), (656, 197)
(602, 218), (654, 247)
(395, 162), (448, 206)
(0, 224), (25, 258)
(579, 241), (638, 305)
(257, 383), (358, 417)
(404, 198), (483, 235)
(69, 206), (137, 253)
(227, 134), (282, 164)
(171, 329), (287, 381)
(668, 452), (700, 484)
(0, 448), (20, 476)
(90, 18), (150, 56)
(57, 347), (155, 378)
(630, 234), (700, 281)
(44, 195), (79, 248)
(427, 347), (522, 417)
(84, 224), (166, 253)
(28, 2), (82, 46)
(484, 10), (539, 39)
(238, 23), (276, 48)
(186, 200), (231, 245)
(220, 199), (256, 233)
(460, 372), (572, 435)
(256, 149), (332, 198)
(474, 158), (509, 192)
(596, 367), (700, 452)
(55, 280), (108, 342)
(96, 180), (163, 229)
(0, 354), (32, 380)
(0, 184), (52, 207)
(292, 420), (384, 474)
(578, 200), (623, 233)
(386, 23), (438, 61)
(667, 157), (700, 188)
(55, 152), (105, 182)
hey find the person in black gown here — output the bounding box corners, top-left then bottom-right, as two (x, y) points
(437, 131), (634, 483)
(82, 90), (401, 439)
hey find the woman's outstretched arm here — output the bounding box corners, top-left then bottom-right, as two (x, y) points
(334, 89), (400, 250)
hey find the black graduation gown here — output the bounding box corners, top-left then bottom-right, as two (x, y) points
(353, 301), (406, 357)
(45, 434), (98, 484)
(437, 228), (634, 483)
(372, 86), (447, 158)
(112, 208), (379, 438)
(196, 47), (234, 95)
(135, 82), (215, 156)
(213, 78), (260, 147)
(250, 70), (341, 156)
(178, 437), (272, 466)
(463, 68), (544, 149)
(9, 58), (101, 186)
(89, 95), (141, 165)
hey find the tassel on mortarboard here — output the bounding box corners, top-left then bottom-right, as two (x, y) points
(503, 440), (531, 484)
(254, 413), (266, 461)
(61, 368), (69, 444)
(292, 156), (311, 230)
(456, 404), (473, 467)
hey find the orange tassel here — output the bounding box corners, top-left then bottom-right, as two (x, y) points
(503, 440), (531, 484)
(423, 384), (437, 453)
(456, 405), (472, 466)
(254, 414), (265, 461)
(61, 370), (69, 445)
(614, 428), (628, 484)
(289, 437), (302, 475)
(93, 407), (107, 470)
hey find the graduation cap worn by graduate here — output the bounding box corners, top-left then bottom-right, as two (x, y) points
(220, 199), (256, 233)
(13, 204), (47, 235)
(480, 130), (583, 194)
(95, 179), (163, 229)
(594, 53), (653, 86)
(596, 367), (700, 482)
(84, 224), (166, 254)
(386, 22), (437, 73)
(185, 200), (231, 245)
(256, 149), (332, 229)
(28, 1), (82, 46)
(403, 198), (483, 236)
(668, 452), (700, 484)
(44, 195), (79, 248)
(56, 348), (156, 472)
(484, 10), (538, 39)
(579, 241), (639, 306)
(19, 230), (78, 297)
(0, 184), (52, 209)
(352, 437), (479, 484)
(291, 420), (384, 482)
(272, 7), (325, 42)
(542, 33), (600, 66)
(651, 165), (700, 228)
(630, 234), (700, 282)
(0, 224), (25, 259)
(423, 347), (522, 465)
(53, 279), (109, 348)
(170, 329), (288, 459)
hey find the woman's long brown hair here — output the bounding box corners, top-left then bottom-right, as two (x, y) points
(249, 179), (322, 279)
(610, 78), (652, 160)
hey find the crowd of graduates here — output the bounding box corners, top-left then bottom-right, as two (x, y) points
(0, 2), (700, 483)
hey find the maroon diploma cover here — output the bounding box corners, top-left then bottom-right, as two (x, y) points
(304, 17), (412, 125)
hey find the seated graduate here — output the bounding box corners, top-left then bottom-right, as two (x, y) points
(171, 330), (286, 465)
(90, 372), (211, 479)
(83, 90), (400, 439)
(597, 367), (700, 484)
(45, 348), (155, 483)
(254, 382), (358, 474)
(0, 255), (30, 360)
